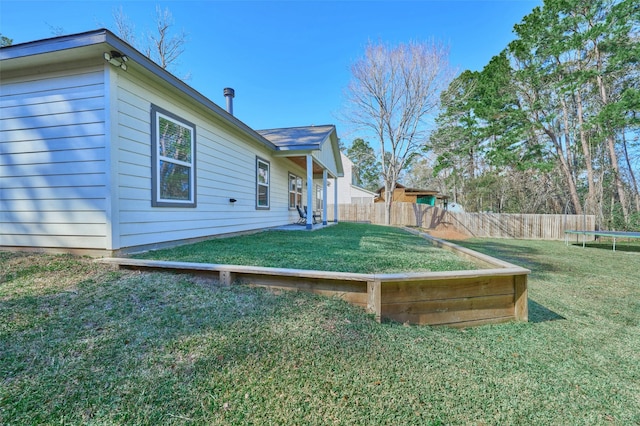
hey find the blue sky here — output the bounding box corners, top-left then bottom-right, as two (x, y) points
(1, 0), (540, 143)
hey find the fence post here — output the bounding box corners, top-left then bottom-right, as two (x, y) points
(367, 280), (382, 323)
(514, 275), (528, 322)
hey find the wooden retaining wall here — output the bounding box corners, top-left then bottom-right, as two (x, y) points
(328, 203), (596, 240)
(98, 233), (530, 328)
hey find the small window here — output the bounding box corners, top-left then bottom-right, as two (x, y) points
(256, 157), (270, 209)
(151, 105), (196, 207)
(289, 173), (303, 209)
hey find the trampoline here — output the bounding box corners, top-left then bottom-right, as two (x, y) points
(565, 230), (640, 252)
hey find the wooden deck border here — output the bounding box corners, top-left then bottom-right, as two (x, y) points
(97, 232), (529, 327)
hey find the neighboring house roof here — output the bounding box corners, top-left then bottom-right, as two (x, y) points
(350, 184), (377, 198)
(339, 152), (377, 196)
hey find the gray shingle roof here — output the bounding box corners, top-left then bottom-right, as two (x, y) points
(257, 125), (335, 150)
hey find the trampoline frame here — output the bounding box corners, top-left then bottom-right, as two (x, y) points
(565, 230), (640, 252)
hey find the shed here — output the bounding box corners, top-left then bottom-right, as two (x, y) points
(375, 184), (446, 206)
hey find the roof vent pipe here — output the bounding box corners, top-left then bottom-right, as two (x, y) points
(223, 87), (235, 115)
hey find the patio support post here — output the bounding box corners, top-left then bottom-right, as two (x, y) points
(322, 169), (328, 225)
(333, 177), (338, 223)
(306, 154), (313, 229)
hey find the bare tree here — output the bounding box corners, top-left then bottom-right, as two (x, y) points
(146, 6), (186, 70)
(344, 40), (455, 224)
(112, 5), (187, 72)
(113, 6), (136, 47)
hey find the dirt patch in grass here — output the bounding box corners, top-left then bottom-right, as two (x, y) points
(422, 225), (471, 241)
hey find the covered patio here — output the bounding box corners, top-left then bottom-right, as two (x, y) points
(258, 125), (344, 229)
(270, 222), (338, 232)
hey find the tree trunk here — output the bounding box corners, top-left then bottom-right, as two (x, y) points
(594, 45), (629, 223)
(384, 181), (394, 225)
(573, 90), (597, 216)
(621, 132), (640, 213)
(543, 127), (583, 215)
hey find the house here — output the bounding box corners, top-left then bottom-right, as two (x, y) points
(0, 29), (343, 255)
(334, 152), (376, 204)
(375, 184), (447, 207)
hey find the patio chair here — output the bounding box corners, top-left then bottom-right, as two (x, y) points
(304, 206), (321, 224)
(296, 205), (318, 225)
(296, 205), (309, 225)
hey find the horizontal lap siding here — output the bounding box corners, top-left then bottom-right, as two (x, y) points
(315, 137), (339, 177)
(115, 73), (302, 249)
(0, 66), (108, 249)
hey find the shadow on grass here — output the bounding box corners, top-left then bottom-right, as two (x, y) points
(528, 299), (565, 323)
(570, 242), (640, 254)
(454, 240), (558, 273)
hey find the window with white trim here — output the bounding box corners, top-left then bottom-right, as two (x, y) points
(151, 105), (196, 207)
(256, 157), (270, 209)
(289, 173), (303, 209)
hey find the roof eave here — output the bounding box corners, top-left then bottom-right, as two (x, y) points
(0, 29), (278, 152)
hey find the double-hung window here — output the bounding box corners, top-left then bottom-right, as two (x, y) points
(288, 173), (303, 209)
(256, 157), (270, 209)
(151, 105), (196, 207)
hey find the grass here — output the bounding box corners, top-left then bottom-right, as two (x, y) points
(133, 223), (479, 273)
(1, 232), (639, 425)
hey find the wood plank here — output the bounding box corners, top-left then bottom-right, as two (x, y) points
(381, 275), (514, 303)
(367, 280), (381, 322)
(236, 274), (368, 294)
(98, 258), (375, 282)
(514, 274), (528, 322)
(247, 283), (368, 307)
(383, 300), (514, 326)
(382, 293), (514, 315)
(442, 315), (515, 328)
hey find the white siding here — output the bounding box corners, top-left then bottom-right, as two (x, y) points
(335, 153), (375, 204)
(314, 136), (339, 177)
(0, 65), (109, 249)
(114, 71), (304, 249)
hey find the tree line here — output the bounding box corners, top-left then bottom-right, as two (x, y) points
(344, 0), (639, 229)
(429, 0), (639, 228)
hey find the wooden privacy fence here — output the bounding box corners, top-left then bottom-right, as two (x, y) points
(327, 203), (596, 240)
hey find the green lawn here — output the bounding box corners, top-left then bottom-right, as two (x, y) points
(1, 231), (639, 425)
(133, 223), (479, 273)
